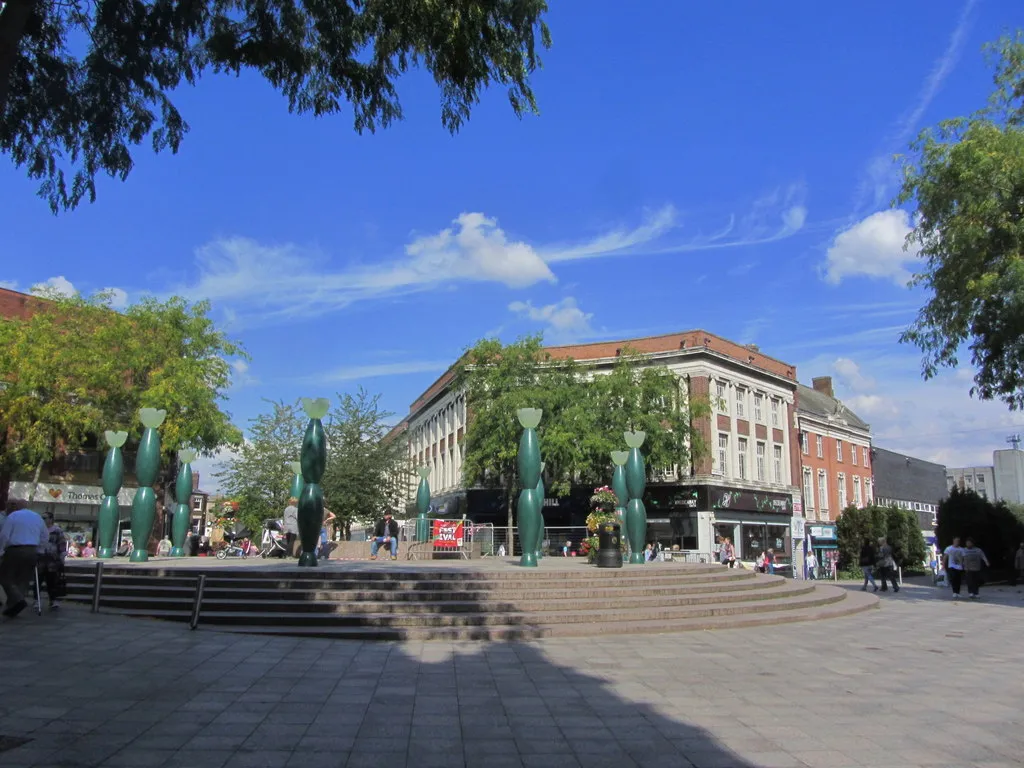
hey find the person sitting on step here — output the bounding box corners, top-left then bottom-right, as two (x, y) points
(370, 512), (400, 561)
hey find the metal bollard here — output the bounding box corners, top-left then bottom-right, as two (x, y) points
(91, 561), (104, 613)
(189, 574), (207, 630)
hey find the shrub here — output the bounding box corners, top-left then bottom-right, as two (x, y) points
(937, 487), (1024, 575)
(836, 504), (928, 570)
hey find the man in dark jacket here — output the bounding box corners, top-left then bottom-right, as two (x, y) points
(370, 512), (400, 560)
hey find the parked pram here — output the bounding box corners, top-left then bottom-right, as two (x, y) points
(216, 522), (256, 559)
(260, 519), (288, 558)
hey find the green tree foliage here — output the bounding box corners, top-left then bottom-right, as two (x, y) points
(453, 336), (709, 540)
(0, 291), (244, 499)
(0, 0), (551, 212)
(836, 504), (928, 570)
(215, 400), (304, 535)
(937, 485), (1024, 574)
(217, 391), (409, 537)
(896, 33), (1024, 408)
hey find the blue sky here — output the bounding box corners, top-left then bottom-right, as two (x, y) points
(3, 0), (1024, 485)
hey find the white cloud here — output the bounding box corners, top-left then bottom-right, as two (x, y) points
(102, 287), (129, 309)
(230, 359), (259, 388)
(313, 360), (451, 383)
(0, 280), (18, 291)
(832, 357), (876, 393)
(823, 210), (920, 285)
(509, 297), (595, 342)
(30, 275), (77, 298)
(190, 445), (243, 495)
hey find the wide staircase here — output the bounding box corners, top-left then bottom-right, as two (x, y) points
(63, 562), (877, 641)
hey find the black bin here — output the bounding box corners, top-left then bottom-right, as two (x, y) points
(596, 522), (623, 568)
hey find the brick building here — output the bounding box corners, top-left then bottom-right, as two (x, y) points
(401, 330), (804, 564)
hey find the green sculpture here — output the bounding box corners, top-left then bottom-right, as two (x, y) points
(170, 449), (195, 557)
(297, 398), (329, 567)
(611, 450), (630, 551)
(97, 430), (128, 559)
(533, 463), (545, 560)
(415, 467), (431, 542)
(516, 408), (542, 568)
(130, 408), (166, 562)
(288, 461), (305, 501)
(624, 431), (648, 564)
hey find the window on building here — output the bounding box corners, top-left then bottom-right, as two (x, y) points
(816, 435), (823, 458)
(773, 445), (783, 484)
(771, 399), (780, 427)
(838, 473), (847, 509)
(836, 439), (843, 462)
(863, 447), (869, 466)
(738, 437), (748, 480)
(977, 474), (985, 484)
(818, 470), (828, 516)
(852, 446), (858, 466)
(716, 434), (729, 476)
(801, 432), (809, 454)
(756, 442), (766, 481)
(716, 381), (728, 413)
(853, 476), (862, 507)
(736, 388), (746, 419)
(803, 468), (814, 513)
(754, 393), (764, 423)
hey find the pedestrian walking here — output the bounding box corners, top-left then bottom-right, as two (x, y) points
(876, 537), (899, 593)
(961, 538), (990, 600)
(0, 500), (49, 618)
(35, 512), (67, 611)
(859, 539), (878, 591)
(282, 497), (300, 557)
(943, 537), (965, 599)
(805, 550), (817, 580)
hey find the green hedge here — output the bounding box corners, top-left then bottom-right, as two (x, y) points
(835, 504), (927, 570)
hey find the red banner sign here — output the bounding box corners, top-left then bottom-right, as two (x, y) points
(432, 520), (464, 548)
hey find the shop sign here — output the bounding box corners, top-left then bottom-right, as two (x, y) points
(10, 481), (137, 507)
(791, 517), (805, 539)
(708, 486), (793, 515)
(809, 525), (837, 539)
(647, 486), (706, 510)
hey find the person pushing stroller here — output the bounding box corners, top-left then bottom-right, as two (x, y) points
(369, 512), (399, 561)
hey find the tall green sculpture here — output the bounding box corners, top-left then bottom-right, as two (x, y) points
(533, 463), (546, 560)
(415, 467), (431, 542)
(611, 450), (630, 550)
(624, 431), (648, 564)
(297, 398), (329, 567)
(170, 449), (195, 557)
(97, 430), (128, 559)
(130, 408), (166, 562)
(516, 408), (543, 568)
(288, 461), (305, 501)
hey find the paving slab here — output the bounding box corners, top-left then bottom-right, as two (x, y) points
(1, 581), (1023, 767)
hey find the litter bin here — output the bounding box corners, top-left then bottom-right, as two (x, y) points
(596, 522), (623, 568)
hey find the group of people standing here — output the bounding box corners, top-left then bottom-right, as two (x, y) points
(941, 537), (990, 600)
(857, 537), (901, 593)
(0, 499), (68, 618)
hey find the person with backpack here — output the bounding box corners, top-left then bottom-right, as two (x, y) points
(961, 537), (990, 600)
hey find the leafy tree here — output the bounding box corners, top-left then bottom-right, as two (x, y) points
(454, 336), (709, 548)
(1, 0), (551, 212)
(320, 389), (410, 538)
(0, 291), (244, 507)
(896, 33), (1024, 408)
(836, 504), (927, 570)
(937, 485), (1024, 574)
(215, 400), (304, 535)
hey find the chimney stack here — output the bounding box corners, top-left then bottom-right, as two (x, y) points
(192, 473), (200, 491)
(812, 376), (834, 398)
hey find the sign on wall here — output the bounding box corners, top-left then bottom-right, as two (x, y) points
(9, 481), (137, 507)
(432, 520), (465, 548)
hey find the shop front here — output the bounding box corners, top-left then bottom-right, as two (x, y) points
(807, 523), (838, 579)
(707, 486), (795, 572)
(8, 481), (137, 543)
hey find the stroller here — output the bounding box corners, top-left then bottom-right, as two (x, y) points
(216, 522), (255, 559)
(260, 519), (288, 558)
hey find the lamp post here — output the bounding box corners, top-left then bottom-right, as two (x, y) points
(170, 449), (195, 557)
(516, 408), (542, 568)
(97, 430), (127, 559)
(130, 408), (166, 562)
(416, 467), (431, 542)
(297, 398), (329, 567)
(624, 431), (648, 564)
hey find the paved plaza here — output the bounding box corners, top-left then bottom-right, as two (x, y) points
(1, 579), (1022, 768)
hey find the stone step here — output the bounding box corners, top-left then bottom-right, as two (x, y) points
(65, 579), (807, 616)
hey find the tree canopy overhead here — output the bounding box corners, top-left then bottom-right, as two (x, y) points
(0, 0), (551, 212)
(896, 33), (1024, 409)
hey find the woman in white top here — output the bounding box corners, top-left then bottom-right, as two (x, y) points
(943, 537), (965, 599)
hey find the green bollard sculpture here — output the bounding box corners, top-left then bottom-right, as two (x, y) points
(170, 450), (195, 557)
(297, 398), (329, 567)
(516, 408), (543, 568)
(97, 430), (128, 559)
(534, 463), (546, 560)
(415, 467), (431, 542)
(130, 408), (166, 562)
(288, 461), (305, 501)
(611, 450), (630, 554)
(624, 431), (648, 564)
